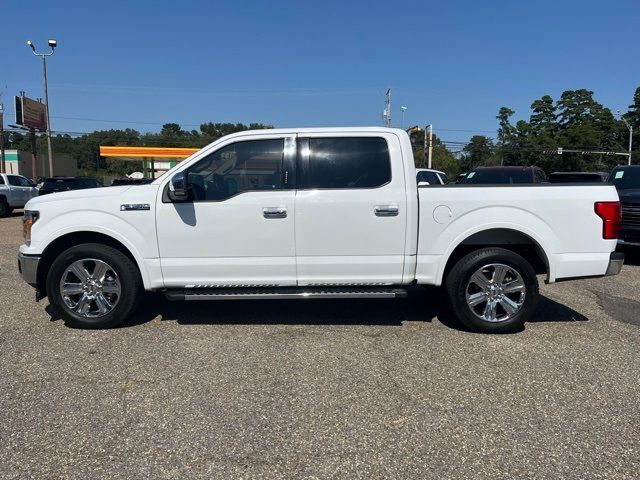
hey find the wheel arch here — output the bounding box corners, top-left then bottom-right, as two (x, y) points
(439, 228), (551, 286)
(36, 231), (149, 298)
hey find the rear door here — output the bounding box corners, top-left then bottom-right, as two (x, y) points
(294, 132), (407, 285)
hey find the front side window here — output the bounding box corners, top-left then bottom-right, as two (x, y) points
(306, 137), (391, 189)
(186, 139), (284, 201)
(18, 176), (33, 187)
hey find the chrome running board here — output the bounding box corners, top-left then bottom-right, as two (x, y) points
(165, 287), (408, 301)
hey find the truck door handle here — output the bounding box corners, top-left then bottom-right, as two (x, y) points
(263, 207), (287, 219)
(374, 205), (399, 217)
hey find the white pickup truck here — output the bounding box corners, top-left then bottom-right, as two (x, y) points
(17, 128), (623, 333)
(0, 173), (39, 216)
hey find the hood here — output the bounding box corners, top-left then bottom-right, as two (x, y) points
(25, 185), (134, 209)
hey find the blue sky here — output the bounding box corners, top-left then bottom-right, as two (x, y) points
(1, 0), (638, 145)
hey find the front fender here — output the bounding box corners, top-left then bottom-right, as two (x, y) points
(26, 209), (159, 290)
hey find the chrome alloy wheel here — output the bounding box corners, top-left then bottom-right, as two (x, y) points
(465, 263), (526, 323)
(59, 259), (121, 318)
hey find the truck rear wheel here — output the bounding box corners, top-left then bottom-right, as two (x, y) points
(46, 243), (142, 329)
(445, 247), (539, 333)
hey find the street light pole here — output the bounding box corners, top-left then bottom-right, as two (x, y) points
(27, 39), (57, 177)
(0, 100), (5, 173)
(401, 106), (407, 129)
(427, 124), (433, 169)
(621, 116), (633, 166)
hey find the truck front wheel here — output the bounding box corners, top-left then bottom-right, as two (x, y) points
(445, 247), (539, 333)
(46, 243), (142, 329)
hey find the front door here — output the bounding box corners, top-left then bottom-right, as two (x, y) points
(156, 135), (297, 287)
(7, 175), (31, 206)
(294, 133), (407, 285)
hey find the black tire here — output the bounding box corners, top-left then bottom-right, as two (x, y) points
(0, 199), (9, 217)
(46, 243), (142, 329)
(445, 247), (539, 333)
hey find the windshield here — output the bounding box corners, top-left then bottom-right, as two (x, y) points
(42, 179), (76, 189)
(608, 167), (640, 190)
(548, 173), (605, 183)
(462, 169), (532, 184)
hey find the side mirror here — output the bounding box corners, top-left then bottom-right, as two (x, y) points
(418, 181), (430, 187)
(168, 172), (188, 202)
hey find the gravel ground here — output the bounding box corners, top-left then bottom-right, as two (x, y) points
(0, 213), (638, 479)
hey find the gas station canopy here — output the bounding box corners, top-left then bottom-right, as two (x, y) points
(99, 146), (199, 158)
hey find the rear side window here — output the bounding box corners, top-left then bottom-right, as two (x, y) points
(0, 176), (4, 185)
(7, 176), (22, 186)
(306, 137), (391, 189)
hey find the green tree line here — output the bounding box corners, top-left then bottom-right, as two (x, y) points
(462, 87), (640, 174)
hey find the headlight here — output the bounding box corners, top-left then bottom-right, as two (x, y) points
(23, 210), (40, 246)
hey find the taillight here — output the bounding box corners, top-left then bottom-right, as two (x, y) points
(594, 201), (621, 239)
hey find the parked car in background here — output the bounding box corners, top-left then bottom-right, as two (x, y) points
(548, 172), (608, 183)
(0, 173), (39, 216)
(39, 177), (103, 196)
(608, 165), (640, 247)
(19, 127), (623, 334)
(455, 173), (467, 183)
(461, 166), (547, 184)
(110, 177), (153, 186)
(416, 168), (448, 185)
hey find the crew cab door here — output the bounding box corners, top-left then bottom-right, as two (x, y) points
(295, 133), (407, 285)
(156, 134), (297, 287)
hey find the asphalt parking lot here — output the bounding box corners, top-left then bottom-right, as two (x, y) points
(1, 213), (638, 479)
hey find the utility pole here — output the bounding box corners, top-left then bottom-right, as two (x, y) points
(427, 124), (433, 168)
(0, 99), (5, 173)
(384, 88), (391, 128)
(27, 39), (57, 177)
(621, 115), (634, 166)
(29, 128), (37, 181)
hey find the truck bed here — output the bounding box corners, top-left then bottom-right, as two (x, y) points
(415, 184), (619, 285)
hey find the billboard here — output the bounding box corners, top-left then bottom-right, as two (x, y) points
(14, 96), (47, 131)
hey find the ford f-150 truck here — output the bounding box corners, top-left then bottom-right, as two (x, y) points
(17, 128), (624, 333)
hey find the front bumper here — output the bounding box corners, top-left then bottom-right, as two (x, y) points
(605, 252), (624, 276)
(18, 253), (40, 286)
